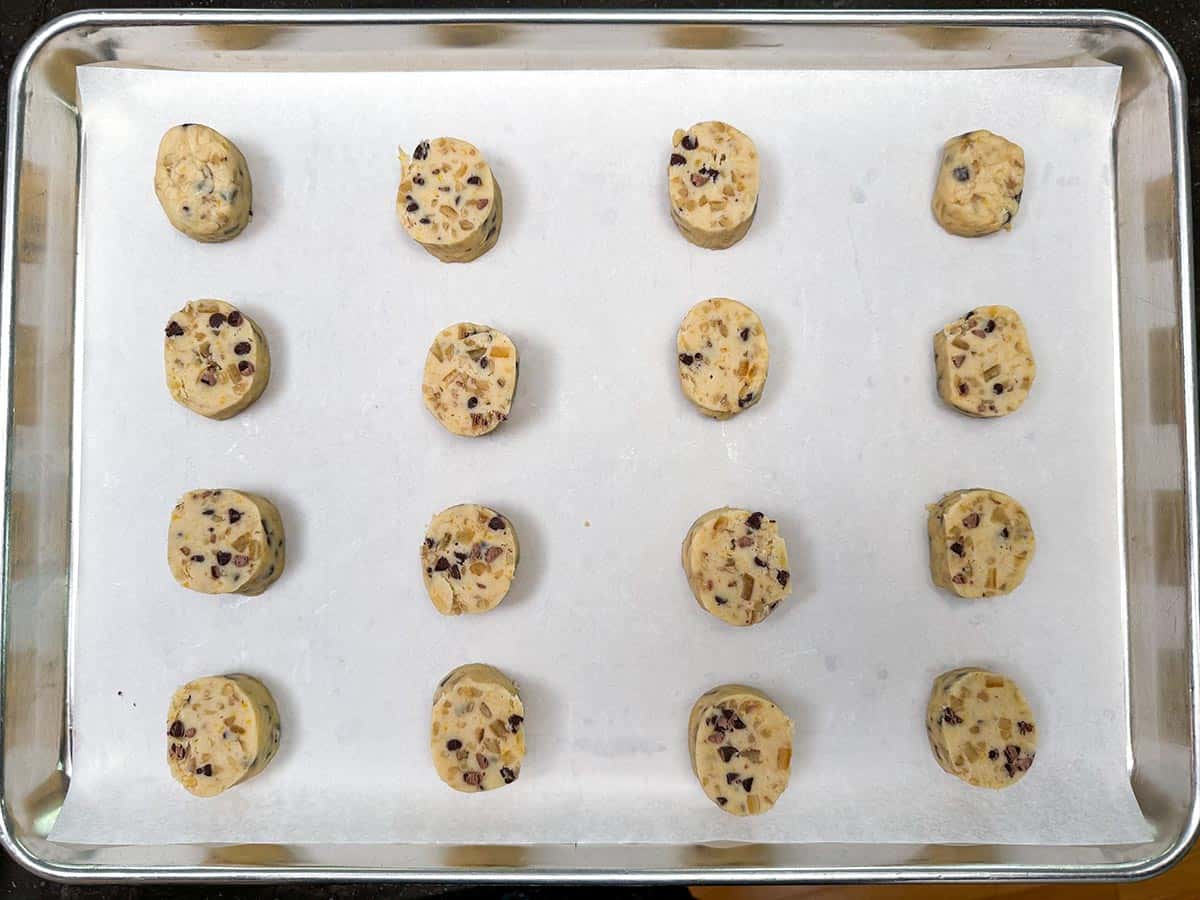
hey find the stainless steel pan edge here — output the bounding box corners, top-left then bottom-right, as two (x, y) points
(1, 8), (1195, 884)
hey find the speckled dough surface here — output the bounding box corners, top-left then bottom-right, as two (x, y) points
(932, 129), (1025, 237)
(154, 124), (252, 242)
(421, 504), (519, 615)
(682, 507), (791, 626)
(934, 305), (1036, 417)
(166, 674), (281, 798)
(689, 684), (793, 816)
(397, 138), (502, 262)
(164, 299), (270, 419)
(677, 298), (769, 418)
(422, 322), (518, 436)
(926, 667), (1037, 789)
(927, 489), (1034, 599)
(668, 121), (759, 250)
(167, 489), (285, 595)
(431, 664), (525, 792)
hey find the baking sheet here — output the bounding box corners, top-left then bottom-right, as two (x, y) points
(51, 62), (1145, 846)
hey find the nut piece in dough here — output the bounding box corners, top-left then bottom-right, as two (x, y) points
(677, 298), (769, 419)
(682, 507), (791, 626)
(164, 299), (271, 420)
(422, 322), (518, 436)
(154, 124), (253, 242)
(934, 305), (1035, 418)
(167, 674), (281, 797)
(421, 504), (519, 615)
(668, 121), (759, 249)
(689, 684), (793, 815)
(926, 667), (1037, 789)
(932, 129), (1024, 237)
(397, 138), (502, 263)
(168, 489), (286, 595)
(927, 489), (1034, 598)
(431, 663), (525, 792)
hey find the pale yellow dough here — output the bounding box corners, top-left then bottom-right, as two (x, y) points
(934, 305), (1035, 418)
(167, 489), (286, 595)
(422, 322), (518, 436)
(421, 504), (519, 615)
(668, 121), (759, 249)
(154, 124), (252, 242)
(932, 129), (1024, 237)
(397, 137), (502, 263)
(431, 664), (525, 792)
(164, 299), (270, 420)
(682, 507), (791, 626)
(676, 298), (769, 419)
(927, 489), (1034, 598)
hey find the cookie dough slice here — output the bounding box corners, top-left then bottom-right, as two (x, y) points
(934, 305), (1035, 417)
(682, 507), (791, 626)
(422, 504), (519, 615)
(689, 684), (793, 816)
(926, 667), (1037, 788)
(927, 489), (1034, 598)
(397, 138), (502, 262)
(168, 489), (286, 595)
(164, 299), (270, 419)
(167, 674), (281, 797)
(431, 664), (525, 792)
(677, 298), (769, 418)
(932, 130), (1024, 237)
(154, 124), (253, 242)
(668, 121), (759, 249)
(422, 322), (518, 436)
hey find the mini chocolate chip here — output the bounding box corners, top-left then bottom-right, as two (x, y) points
(963, 513), (980, 528)
(742, 777), (754, 791)
(208, 313), (226, 329)
(952, 165), (970, 182)
(476, 753), (489, 769)
(1017, 720), (1034, 735)
(406, 202), (419, 212)
(989, 749), (999, 760)
(1014, 190), (1023, 203)
(500, 766), (516, 784)
(210, 565), (221, 579)
(488, 516), (505, 531)
(508, 714), (524, 732)
(1000, 527), (1010, 539)
(678, 353), (694, 366)
(777, 569), (790, 587)
(690, 172), (708, 188)
(238, 361), (254, 375)
(413, 175), (425, 186)
(165, 321), (184, 337)
(196, 764), (213, 777)
(1004, 744), (1021, 763)
(227, 310), (243, 326)
(957, 382), (969, 396)
(201, 508), (214, 516)
(216, 551), (232, 565)
(941, 706), (963, 725)
(190, 554), (204, 562)
(467, 175), (482, 185)
(717, 745), (738, 763)
(739, 328), (750, 341)
(419, 217), (431, 224)
(168, 720), (185, 738)
(714, 596), (728, 605)
(681, 134), (698, 150)
(184, 727), (196, 738)
(949, 541), (965, 557)
(446, 739), (462, 750)
(434, 557), (450, 572)
(726, 772), (740, 784)
(439, 186), (451, 193)
(448, 564), (461, 580)
(993, 383), (1004, 395)
(199, 368), (218, 386)
(234, 341), (251, 355)
(413, 141), (430, 160)
(462, 771), (482, 787)
(986, 319), (996, 332)
(453, 551), (468, 563)
(228, 509), (242, 524)
(731, 716), (746, 730)
(233, 554), (249, 567)
(746, 512), (764, 530)
(716, 797), (728, 806)
(670, 152), (686, 166)
(738, 394), (755, 408)
(467, 396), (478, 409)
(424, 537), (435, 549)
(753, 556), (767, 567)
(479, 356), (488, 369)
(952, 573), (967, 584)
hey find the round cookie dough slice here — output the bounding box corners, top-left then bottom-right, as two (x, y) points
(154, 124), (253, 242)
(422, 322), (518, 436)
(168, 489), (286, 595)
(934, 305), (1035, 418)
(397, 138), (502, 263)
(421, 504), (519, 615)
(927, 489), (1034, 598)
(689, 684), (793, 816)
(668, 121), (759, 249)
(431, 663), (525, 792)
(164, 299), (271, 419)
(677, 298), (769, 418)
(926, 667), (1037, 788)
(682, 507), (791, 626)
(932, 130), (1024, 237)
(166, 674), (281, 797)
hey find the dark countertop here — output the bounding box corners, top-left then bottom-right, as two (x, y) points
(1, 1), (1196, 897)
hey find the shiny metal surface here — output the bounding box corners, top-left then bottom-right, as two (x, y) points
(1, 9), (1195, 884)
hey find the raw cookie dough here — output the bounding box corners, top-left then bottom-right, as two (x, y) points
(164, 299), (271, 419)
(397, 138), (502, 263)
(677, 298), (769, 418)
(422, 322), (518, 436)
(431, 663), (525, 792)
(931, 130), (1025, 237)
(421, 504), (519, 615)
(927, 489), (1034, 598)
(926, 667), (1037, 789)
(668, 121), (760, 249)
(168, 489), (286, 595)
(154, 124), (253, 242)
(934, 305), (1036, 418)
(682, 507), (791, 626)
(688, 684), (793, 816)
(166, 674), (281, 797)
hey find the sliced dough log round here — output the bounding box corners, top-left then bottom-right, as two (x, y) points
(154, 124), (253, 242)
(422, 322), (518, 436)
(682, 507), (791, 626)
(168, 489), (286, 595)
(689, 684), (793, 816)
(421, 504), (519, 615)
(431, 663), (525, 792)
(927, 489), (1034, 598)
(934, 304), (1036, 418)
(166, 674), (281, 797)
(932, 129), (1024, 237)
(397, 137), (502, 263)
(668, 121), (759, 249)
(926, 667), (1037, 789)
(677, 298), (769, 418)
(164, 299), (271, 419)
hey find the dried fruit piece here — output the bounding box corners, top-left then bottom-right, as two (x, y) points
(927, 489), (1034, 598)
(422, 322), (518, 437)
(932, 129), (1024, 237)
(676, 298), (769, 419)
(167, 489), (285, 595)
(682, 507), (791, 626)
(420, 504), (519, 615)
(431, 664), (524, 793)
(154, 123), (253, 242)
(163, 300), (271, 419)
(933, 305), (1036, 418)
(668, 121), (759, 250)
(397, 137), (501, 263)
